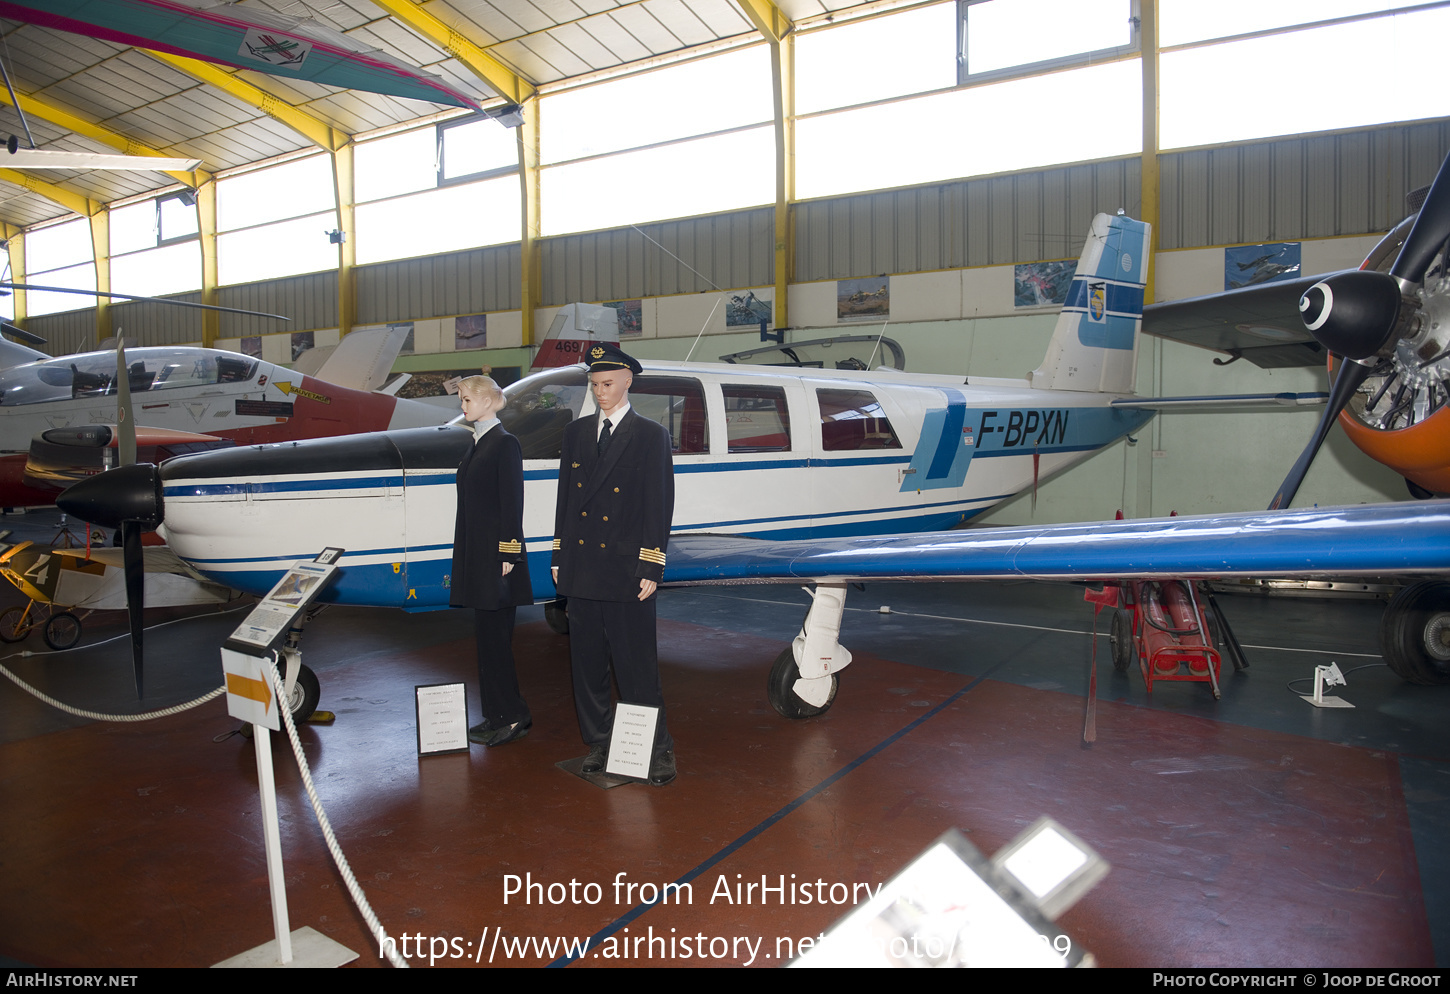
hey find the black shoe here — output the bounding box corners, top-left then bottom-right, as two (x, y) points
(649, 750), (676, 786)
(467, 721), (493, 745)
(484, 718), (531, 747)
(580, 743), (608, 774)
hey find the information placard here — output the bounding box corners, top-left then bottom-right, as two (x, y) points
(604, 702), (659, 780)
(416, 682), (469, 757)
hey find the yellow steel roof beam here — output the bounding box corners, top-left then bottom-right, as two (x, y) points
(369, 0), (536, 104)
(146, 51), (349, 152)
(0, 169), (100, 217)
(0, 90), (210, 187)
(735, 0), (793, 42)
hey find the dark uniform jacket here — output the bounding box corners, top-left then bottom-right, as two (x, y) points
(552, 408), (674, 602)
(450, 426), (534, 610)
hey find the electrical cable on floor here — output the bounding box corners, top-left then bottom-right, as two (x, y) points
(0, 603), (250, 721)
(267, 664), (408, 969)
(1285, 661), (1388, 694)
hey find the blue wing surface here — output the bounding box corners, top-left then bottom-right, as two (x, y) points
(664, 502), (1450, 584)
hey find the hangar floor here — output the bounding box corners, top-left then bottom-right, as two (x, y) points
(1, 509), (1447, 969)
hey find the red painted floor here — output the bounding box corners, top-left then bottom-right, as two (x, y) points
(0, 614), (1434, 968)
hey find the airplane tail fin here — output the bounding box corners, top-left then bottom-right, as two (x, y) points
(1029, 213), (1150, 394)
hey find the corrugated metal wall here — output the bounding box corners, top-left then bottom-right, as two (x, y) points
(1157, 120), (1450, 249)
(794, 159), (1141, 280)
(539, 209), (774, 304)
(23, 310), (97, 357)
(217, 271), (336, 340)
(15, 118), (1450, 350)
(356, 243), (520, 324)
(109, 293), (204, 345)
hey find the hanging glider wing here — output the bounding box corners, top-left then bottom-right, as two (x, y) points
(0, 0), (483, 110)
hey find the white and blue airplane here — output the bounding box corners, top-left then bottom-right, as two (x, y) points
(55, 214), (1450, 719)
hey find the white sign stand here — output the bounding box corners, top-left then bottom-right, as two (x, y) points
(214, 552), (357, 969)
(211, 672), (357, 967)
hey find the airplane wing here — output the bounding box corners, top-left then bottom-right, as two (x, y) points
(1140, 273), (1352, 368)
(48, 546), (238, 609)
(23, 427), (231, 490)
(64, 545), (209, 577)
(664, 501), (1450, 585)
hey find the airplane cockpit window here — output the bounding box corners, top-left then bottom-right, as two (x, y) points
(723, 385), (791, 453)
(501, 366), (588, 460)
(817, 388), (903, 451)
(0, 349), (258, 406)
(631, 376), (709, 455)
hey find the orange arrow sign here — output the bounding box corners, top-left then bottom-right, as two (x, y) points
(226, 671), (273, 713)
(274, 381), (330, 404)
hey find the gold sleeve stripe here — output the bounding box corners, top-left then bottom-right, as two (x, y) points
(551, 538), (562, 551)
(638, 547), (666, 566)
(498, 540), (522, 554)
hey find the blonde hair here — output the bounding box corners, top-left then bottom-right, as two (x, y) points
(457, 375), (504, 407)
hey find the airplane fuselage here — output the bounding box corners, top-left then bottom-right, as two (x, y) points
(0, 347), (450, 506)
(156, 361), (1155, 607)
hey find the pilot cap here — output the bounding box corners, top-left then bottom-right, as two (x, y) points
(585, 342), (641, 375)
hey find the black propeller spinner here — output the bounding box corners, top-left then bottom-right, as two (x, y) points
(1269, 151), (1450, 510)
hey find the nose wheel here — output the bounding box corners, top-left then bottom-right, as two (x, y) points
(766, 582), (851, 718)
(767, 646), (838, 718)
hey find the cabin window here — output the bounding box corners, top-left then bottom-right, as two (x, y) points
(631, 376), (709, 455)
(500, 367), (588, 460)
(816, 389), (902, 451)
(723, 385), (792, 453)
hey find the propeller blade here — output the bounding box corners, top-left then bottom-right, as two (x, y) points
(115, 340), (136, 467)
(0, 322), (46, 346)
(1391, 151), (1450, 284)
(1268, 360), (1372, 510)
(53, 463), (163, 702)
(121, 520), (144, 699)
(1294, 152), (1450, 363)
(1280, 152), (1450, 510)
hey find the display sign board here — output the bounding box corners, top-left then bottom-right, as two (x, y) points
(222, 647), (281, 731)
(224, 548), (342, 655)
(415, 682), (469, 756)
(604, 702), (659, 780)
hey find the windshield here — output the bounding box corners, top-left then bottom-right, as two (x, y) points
(0, 348), (258, 407)
(500, 366), (588, 459)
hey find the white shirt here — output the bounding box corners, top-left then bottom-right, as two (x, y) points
(596, 402), (630, 441)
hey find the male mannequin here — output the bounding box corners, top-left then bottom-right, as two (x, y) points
(551, 344), (677, 785)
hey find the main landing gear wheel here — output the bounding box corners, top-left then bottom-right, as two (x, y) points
(43, 612), (81, 651)
(767, 646), (838, 719)
(1110, 609), (1133, 674)
(0, 605), (29, 643)
(281, 663), (321, 721)
(1380, 581), (1450, 686)
(545, 600), (569, 635)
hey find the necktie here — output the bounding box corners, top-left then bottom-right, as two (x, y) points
(598, 417), (612, 455)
